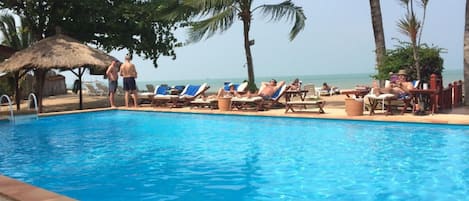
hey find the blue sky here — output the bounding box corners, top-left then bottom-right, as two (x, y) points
(65, 0), (465, 83)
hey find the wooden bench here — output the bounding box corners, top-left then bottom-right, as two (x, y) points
(285, 100), (326, 113)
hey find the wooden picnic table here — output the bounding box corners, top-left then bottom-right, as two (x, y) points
(409, 89), (437, 115)
(284, 89), (309, 102)
(340, 89), (370, 98)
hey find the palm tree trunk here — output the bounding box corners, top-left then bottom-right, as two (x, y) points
(240, 1), (255, 91)
(369, 0), (386, 86)
(412, 42), (421, 81)
(243, 20), (255, 90)
(464, 0), (469, 106)
(34, 69), (47, 113)
(14, 71), (21, 111)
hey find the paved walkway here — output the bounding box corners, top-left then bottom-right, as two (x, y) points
(37, 93), (469, 125)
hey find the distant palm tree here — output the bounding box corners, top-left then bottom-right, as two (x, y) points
(0, 14), (33, 50)
(397, 0), (428, 81)
(0, 13), (35, 110)
(464, 0), (469, 106)
(369, 0), (386, 85)
(170, 0), (306, 90)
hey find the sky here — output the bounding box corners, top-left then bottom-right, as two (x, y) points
(8, 0), (468, 84)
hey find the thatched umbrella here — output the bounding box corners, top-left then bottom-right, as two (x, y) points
(0, 34), (117, 112)
(0, 45), (16, 59)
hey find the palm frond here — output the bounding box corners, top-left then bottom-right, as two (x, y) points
(398, 0), (410, 12)
(188, 6), (236, 43)
(0, 13), (35, 50)
(419, 0), (429, 8)
(257, 0), (306, 40)
(398, 0), (410, 6)
(183, 0), (237, 17)
(397, 13), (420, 43)
(0, 14), (21, 49)
(157, 0), (198, 22)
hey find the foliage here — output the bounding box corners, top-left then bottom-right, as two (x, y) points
(396, 0), (429, 81)
(0, 0), (185, 67)
(0, 14), (33, 50)
(164, 0), (306, 90)
(375, 41), (445, 83)
(0, 75), (14, 96)
(0, 13), (34, 101)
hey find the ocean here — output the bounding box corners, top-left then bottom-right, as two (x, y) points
(135, 69), (463, 93)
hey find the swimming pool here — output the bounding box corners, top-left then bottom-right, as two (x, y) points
(0, 110), (468, 200)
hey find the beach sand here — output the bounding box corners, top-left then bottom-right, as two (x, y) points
(15, 91), (467, 125)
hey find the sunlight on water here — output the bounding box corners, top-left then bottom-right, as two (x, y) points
(0, 110), (468, 201)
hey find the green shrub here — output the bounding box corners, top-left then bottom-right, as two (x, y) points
(375, 41), (445, 83)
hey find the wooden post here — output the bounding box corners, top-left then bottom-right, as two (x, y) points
(430, 74), (437, 89)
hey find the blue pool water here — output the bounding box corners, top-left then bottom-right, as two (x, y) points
(0, 111), (468, 201)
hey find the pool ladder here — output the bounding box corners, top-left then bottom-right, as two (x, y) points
(0, 93), (39, 122)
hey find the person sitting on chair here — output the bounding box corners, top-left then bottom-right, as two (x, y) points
(288, 78), (301, 90)
(373, 69), (413, 99)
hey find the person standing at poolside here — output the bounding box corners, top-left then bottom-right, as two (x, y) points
(106, 60), (119, 108)
(120, 54), (138, 107)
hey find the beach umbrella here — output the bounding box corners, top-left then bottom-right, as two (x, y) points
(0, 34), (117, 112)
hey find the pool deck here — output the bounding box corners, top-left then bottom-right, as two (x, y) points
(0, 176), (75, 201)
(1, 93), (468, 201)
(30, 92), (469, 125)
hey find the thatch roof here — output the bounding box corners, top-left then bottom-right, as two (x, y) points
(0, 45), (16, 59)
(0, 34), (117, 72)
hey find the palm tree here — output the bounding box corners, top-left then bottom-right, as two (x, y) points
(464, 0), (469, 106)
(0, 13), (35, 110)
(171, 0), (306, 90)
(397, 0), (428, 82)
(369, 0), (386, 86)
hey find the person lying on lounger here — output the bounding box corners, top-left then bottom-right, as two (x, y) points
(246, 79), (285, 100)
(216, 83), (241, 98)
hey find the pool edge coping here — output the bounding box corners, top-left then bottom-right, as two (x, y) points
(0, 175), (76, 201)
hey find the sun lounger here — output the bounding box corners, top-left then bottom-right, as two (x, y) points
(138, 85), (169, 105)
(84, 83), (105, 96)
(146, 84), (155, 93)
(232, 84), (287, 111)
(152, 83), (209, 107)
(223, 82), (248, 94)
(190, 82), (248, 109)
(364, 88), (412, 115)
(303, 84), (320, 100)
(95, 82), (109, 95)
(190, 97), (219, 109)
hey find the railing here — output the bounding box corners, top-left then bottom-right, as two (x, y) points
(439, 84), (452, 110)
(453, 80), (463, 107)
(429, 74), (464, 112)
(28, 93), (39, 114)
(19, 93), (39, 121)
(0, 94), (14, 121)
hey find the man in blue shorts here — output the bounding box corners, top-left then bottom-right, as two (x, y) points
(119, 54), (138, 107)
(106, 59), (119, 108)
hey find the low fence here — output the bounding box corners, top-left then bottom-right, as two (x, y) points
(430, 74), (464, 112)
